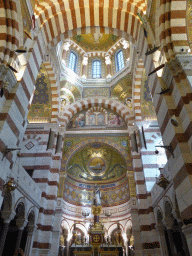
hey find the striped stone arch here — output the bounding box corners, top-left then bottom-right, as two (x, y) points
(61, 138), (131, 169)
(34, 0), (146, 44)
(48, 27), (135, 49)
(59, 98), (134, 128)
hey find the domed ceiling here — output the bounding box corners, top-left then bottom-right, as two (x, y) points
(72, 33), (119, 51)
(66, 143), (127, 183)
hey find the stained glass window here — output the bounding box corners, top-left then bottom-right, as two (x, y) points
(68, 51), (77, 72)
(116, 50), (124, 72)
(92, 60), (101, 78)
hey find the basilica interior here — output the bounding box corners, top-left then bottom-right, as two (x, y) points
(0, 0), (192, 255)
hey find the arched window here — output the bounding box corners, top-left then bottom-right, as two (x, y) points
(92, 60), (101, 78)
(68, 51), (77, 72)
(116, 50), (124, 72)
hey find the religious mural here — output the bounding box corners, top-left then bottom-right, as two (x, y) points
(64, 143), (127, 183)
(141, 70), (156, 119)
(28, 64), (52, 121)
(67, 107), (127, 130)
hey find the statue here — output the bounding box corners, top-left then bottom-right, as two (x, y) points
(93, 184), (101, 206)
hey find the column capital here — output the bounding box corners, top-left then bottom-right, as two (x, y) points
(2, 210), (16, 223)
(16, 218), (28, 229)
(163, 216), (174, 229)
(121, 39), (129, 49)
(63, 41), (71, 51)
(172, 210), (182, 223)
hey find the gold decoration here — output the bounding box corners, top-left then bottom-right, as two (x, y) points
(3, 178), (17, 192)
(91, 205), (102, 216)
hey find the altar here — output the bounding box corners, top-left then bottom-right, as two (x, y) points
(70, 244), (123, 256)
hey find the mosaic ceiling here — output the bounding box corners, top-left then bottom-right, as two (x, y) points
(141, 70), (156, 120)
(20, 0), (32, 44)
(65, 143), (127, 183)
(63, 176), (130, 207)
(72, 33), (119, 52)
(111, 75), (132, 102)
(28, 63), (52, 120)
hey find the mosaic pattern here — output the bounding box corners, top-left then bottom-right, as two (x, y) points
(65, 143), (128, 183)
(111, 75), (132, 103)
(83, 88), (110, 98)
(72, 34), (119, 51)
(67, 107), (127, 130)
(149, 0), (156, 36)
(141, 70), (156, 119)
(20, 0), (32, 44)
(63, 179), (130, 206)
(62, 135), (131, 166)
(28, 64), (52, 119)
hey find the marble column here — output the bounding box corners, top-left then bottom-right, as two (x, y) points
(163, 217), (175, 255)
(24, 225), (36, 256)
(0, 222), (10, 256)
(105, 55), (112, 78)
(172, 211), (190, 256)
(14, 220), (28, 253)
(182, 224), (192, 256)
(156, 224), (169, 256)
(0, 211), (16, 256)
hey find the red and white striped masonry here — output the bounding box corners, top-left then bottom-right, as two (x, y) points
(34, 0), (146, 44)
(158, 0), (188, 60)
(129, 128), (160, 250)
(132, 59), (144, 121)
(43, 61), (60, 123)
(140, 49), (192, 222)
(23, 128), (62, 250)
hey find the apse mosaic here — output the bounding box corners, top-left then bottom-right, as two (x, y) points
(62, 135), (131, 159)
(64, 143), (128, 183)
(28, 64), (52, 120)
(63, 178), (130, 206)
(141, 70), (156, 120)
(67, 107), (127, 130)
(20, 0), (32, 44)
(72, 34), (119, 52)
